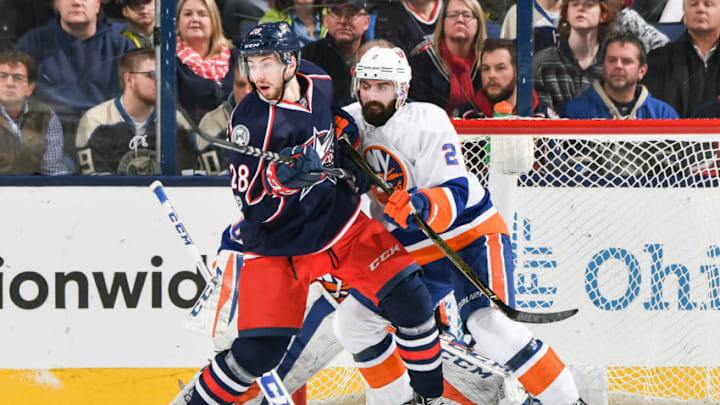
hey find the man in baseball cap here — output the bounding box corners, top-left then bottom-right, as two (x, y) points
(301, 0), (370, 106)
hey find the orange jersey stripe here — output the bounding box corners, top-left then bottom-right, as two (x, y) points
(359, 348), (407, 389)
(518, 347), (566, 396)
(420, 188), (454, 233)
(488, 234), (507, 303)
(410, 212), (509, 265)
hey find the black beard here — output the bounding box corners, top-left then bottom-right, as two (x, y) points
(362, 100), (396, 127)
(485, 84), (515, 105)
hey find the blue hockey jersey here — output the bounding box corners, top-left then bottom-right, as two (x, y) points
(227, 61), (361, 257)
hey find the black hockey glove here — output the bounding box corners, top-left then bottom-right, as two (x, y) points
(338, 151), (371, 194)
(265, 145), (324, 196)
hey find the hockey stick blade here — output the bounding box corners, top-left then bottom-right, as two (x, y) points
(338, 137), (578, 324)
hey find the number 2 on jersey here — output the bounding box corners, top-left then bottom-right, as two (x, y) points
(443, 143), (459, 165)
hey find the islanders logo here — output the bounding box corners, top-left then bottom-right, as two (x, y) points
(363, 146), (407, 205)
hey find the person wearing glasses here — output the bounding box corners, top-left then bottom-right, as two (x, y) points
(75, 49), (199, 175)
(407, 0), (492, 118)
(0, 50), (69, 175)
(301, 0), (370, 106)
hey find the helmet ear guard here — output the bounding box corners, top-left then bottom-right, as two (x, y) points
(352, 46), (412, 110)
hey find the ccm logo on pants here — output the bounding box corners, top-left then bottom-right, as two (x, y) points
(369, 245), (401, 271)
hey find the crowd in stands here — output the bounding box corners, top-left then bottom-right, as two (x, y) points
(0, 0), (716, 176)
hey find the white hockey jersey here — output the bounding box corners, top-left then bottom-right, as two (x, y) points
(343, 101), (509, 265)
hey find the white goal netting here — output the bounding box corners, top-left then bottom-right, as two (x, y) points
(461, 123), (720, 405)
(304, 120), (720, 405)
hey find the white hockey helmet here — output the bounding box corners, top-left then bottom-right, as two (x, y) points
(353, 46), (412, 110)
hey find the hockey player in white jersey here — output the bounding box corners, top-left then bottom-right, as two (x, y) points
(334, 44), (586, 405)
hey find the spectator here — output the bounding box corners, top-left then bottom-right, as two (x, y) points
(221, 0), (269, 46)
(15, 0), (136, 165)
(198, 60), (253, 174)
(533, 0), (616, 113)
(176, 0), (236, 123)
(563, 33), (679, 118)
(613, 8), (670, 52)
(373, 0), (442, 57)
(302, 0), (370, 106)
(75, 49), (199, 175)
(408, 0), (491, 117)
(501, 0), (562, 53)
(259, 0), (326, 47)
(691, 96), (720, 117)
(121, 0), (155, 48)
(478, 0), (512, 24)
(643, 0), (720, 117)
(0, 51), (70, 175)
(630, 0), (683, 23)
(0, 0), (55, 51)
(465, 38), (557, 118)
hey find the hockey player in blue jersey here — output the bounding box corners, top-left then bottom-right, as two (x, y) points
(183, 22), (446, 405)
(332, 43), (586, 405)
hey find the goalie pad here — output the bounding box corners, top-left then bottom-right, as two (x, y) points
(172, 282), (343, 405)
(335, 294), (528, 405)
(237, 282), (344, 404)
(440, 334), (528, 405)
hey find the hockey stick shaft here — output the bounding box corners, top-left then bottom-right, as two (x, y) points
(175, 101), (350, 180)
(338, 138), (577, 324)
(150, 181), (295, 404)
(150, 180), (218, 318)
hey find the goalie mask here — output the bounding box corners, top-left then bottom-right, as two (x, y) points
(353, 46), (412, 110)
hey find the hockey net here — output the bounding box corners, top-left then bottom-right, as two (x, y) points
(456, 119), (720, 405)
(303, 119), (720, 405)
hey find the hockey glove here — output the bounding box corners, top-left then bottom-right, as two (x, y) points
(337, 152), (371, 194)
(334, 108), (359, 145)
(383, 188), (430, 230)
(265, 145), (324, 196)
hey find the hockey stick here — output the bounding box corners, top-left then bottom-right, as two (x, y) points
(150, 180), (219, 319)
(175, 102), (350, 180)
(151, 180), (295, 405)
(338, 137), (578, 324)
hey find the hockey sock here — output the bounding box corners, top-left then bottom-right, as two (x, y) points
(380, 273), (443, 398)
(190, 336), (291, 405)
(507, 339), (579, 405)
(465, 308), (579, 404)
(355, 334), (406, 388)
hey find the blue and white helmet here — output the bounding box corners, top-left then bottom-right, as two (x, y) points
(239, 21), (301, 72)
(353, 46), (412, 109)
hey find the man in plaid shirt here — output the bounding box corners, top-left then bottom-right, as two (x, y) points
(0, 50), (69, 175)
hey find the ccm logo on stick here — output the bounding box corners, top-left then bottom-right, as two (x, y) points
(369, 245), (401, 271)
